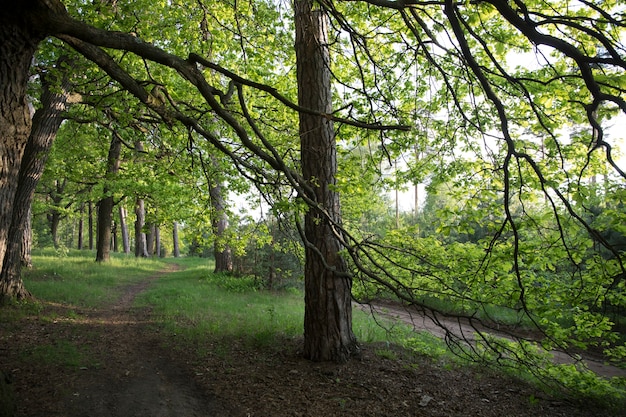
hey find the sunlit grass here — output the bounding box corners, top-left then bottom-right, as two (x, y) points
(136, 257), (451, 360)
(19, 250), (451, 360)
(135, 257), (304, 349)
(23, 249), (166, 308)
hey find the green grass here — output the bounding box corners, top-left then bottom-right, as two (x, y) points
(17, 251), (451, 361)
(135, 257), (305, 350)
(23, 249), (167, 308)
(136, 256), (451, 361)
(14, 250), (624, 408)
(20, 340), (95, 369)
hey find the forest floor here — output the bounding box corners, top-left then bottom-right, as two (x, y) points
(1, 265), (623, 417)
(359, 301), (626, 380)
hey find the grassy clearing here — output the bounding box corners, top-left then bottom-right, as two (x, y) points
(137, 257), (304, 350)
(3, 249), (169, 374)
(16, 250), (451, 361)
(23, 248), (167, 308)
(136, 257), (444, 358)
(17, 251), (427, 356)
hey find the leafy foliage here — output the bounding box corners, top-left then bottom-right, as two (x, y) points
(12, 0), (626, 393)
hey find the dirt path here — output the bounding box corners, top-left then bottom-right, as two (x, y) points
(62, 264), (219, 417)
(360, 301), (626, 379)
(9, 264), (234, 417)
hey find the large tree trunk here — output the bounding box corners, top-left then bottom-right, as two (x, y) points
(295, 0), (359, 362)
(209, 172), (233, 273)
(0, 58), (72, 299)
(95, 132), (122, 262)
(0, 10), (45, 300)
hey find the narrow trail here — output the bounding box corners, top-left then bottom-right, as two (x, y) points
(359, 301), (626, 379)
(63, 263), (233, 417)
(19, 264), (233, 417)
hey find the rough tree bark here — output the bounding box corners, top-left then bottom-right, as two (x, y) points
(95, 132), (122, 262)
(0, 6), (48, 300)
(0, 59), (72, 298)
(295, 0), (359, 362)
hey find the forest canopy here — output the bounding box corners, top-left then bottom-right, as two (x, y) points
(0, 0), (625, 394)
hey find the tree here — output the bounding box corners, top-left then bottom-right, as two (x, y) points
(0, 57), (72, 300)
(295, 0), (359, 361)
(77, 203), (85, 250)
(34, 114), (111, 251)
(95, 131), (123, 262)
(0, 4), (48, 299)
(172, 221), (180, 258)
(330, 0), (626, 374)
(134, 198), (149, 258)
(1, 1), (624, 376)
(132, 140), (150, 258)
(118, 206), (130, 254)
(209, 172), (233, 273)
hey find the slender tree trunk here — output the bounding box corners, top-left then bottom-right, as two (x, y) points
(78, 203), (84, 250)
(48, 208), (61, 248)
(96, 132), (122, 262)
(172, 221), (180, 258)
(111, 220), (118, 252)
(119, 206), (130, 254)
(46, 179), (67, 249)
(134, 198), (149, 257)
(209, 173), (233, 273)
(146, 222), (155, 256)
(295, 0), (358, 362)
(88, 201), (94, 250)
(133, 140), (149, 258)
(155, 225), (162, 257)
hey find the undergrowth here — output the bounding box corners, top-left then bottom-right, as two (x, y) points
(9, 250), (626, 410)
